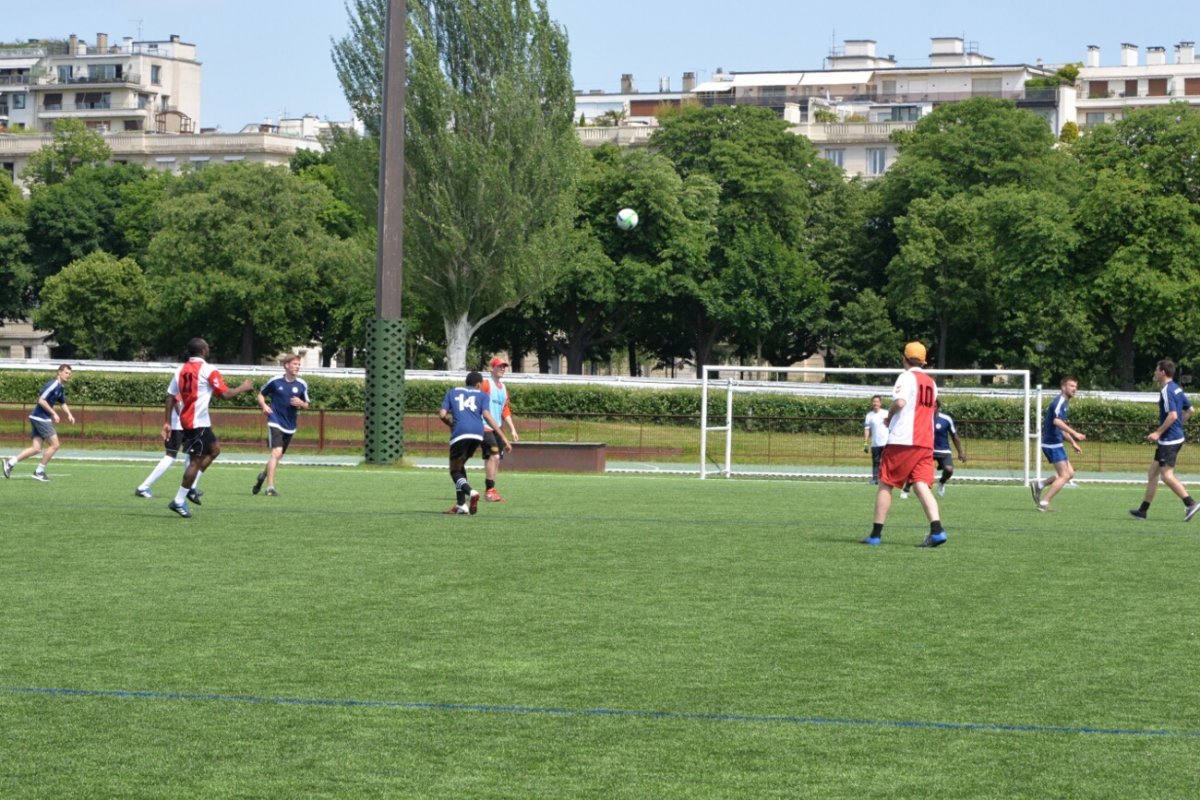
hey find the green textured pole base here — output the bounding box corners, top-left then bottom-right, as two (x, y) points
(364, 316), (407, 465)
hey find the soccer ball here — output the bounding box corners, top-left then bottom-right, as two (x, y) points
(615, 208), (639, 231)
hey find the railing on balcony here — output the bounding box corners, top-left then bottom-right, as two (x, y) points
(0, 75), (33, 86)
(45, 73), (142, 86)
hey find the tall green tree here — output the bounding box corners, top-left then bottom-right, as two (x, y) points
(25, 163), (150, 289)
(142, 163), (335, 363)
(649, 105), (843, 375)
(537, 146), (717, 374)
(20, 118), (112, 188)
(1071, 105), (1200, 387)
(35, 251), (151, 360)
(402, 0), (582, 370)
(331, 0), (387, 138)
(0, 175), (32, 319)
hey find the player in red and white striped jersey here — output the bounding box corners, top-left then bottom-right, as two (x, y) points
(163, 338), (255, 518)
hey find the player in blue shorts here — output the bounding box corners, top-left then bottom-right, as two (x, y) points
(1130, 360), (1200, 521)
(253, 354), (310, 497)
(439, 371), (510, 515)
(4, 364), (75, 482)
(1030, 376), (1086, 512)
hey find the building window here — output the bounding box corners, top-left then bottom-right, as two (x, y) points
(150, 65), (161, 85)
(89, 64), (119, 81)
(890, 106), (918, 122)
(11, 93), (24, 109)
(57, 66), (72, 83)
(161, 95), (171, 111)
(124, 120), (141, 131)
(1148, 78), (1168, 97)
(1084, 111), (1107, 127)
(867, 148), (887, 175)
(1186, 78), (1200, 96)
(75, 92), (111, 110)
(1125, 79), (1138, 98)
(43, 93), (62, 111)
(138, 93), (150, 109)
(823, 148), (845, 168)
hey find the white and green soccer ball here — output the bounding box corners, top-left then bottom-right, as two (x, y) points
(615, 208), (639, 231)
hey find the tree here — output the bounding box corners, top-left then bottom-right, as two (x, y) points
(524, 146), (715, 374)
(1070, 106), (1200, 387)
(20, 118), (112, 188)
(331, 0), (387, 138)
(649, 105), (844, 375)
(401, 0), (582, 370)
(141, 163), (335, 363)
(0, 175), (32, 318)
(25, 163), (151, 289)
(35, 251), (151, 359)
(827, 288), (903, 377)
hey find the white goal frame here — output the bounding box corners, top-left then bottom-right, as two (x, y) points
(699, 365), (1034, 482)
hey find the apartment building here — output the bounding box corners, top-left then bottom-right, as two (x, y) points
(1075, 41), (1200, 126)
(0, 32), (200, 135)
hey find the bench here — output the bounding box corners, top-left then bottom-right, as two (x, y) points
(503, 441), (606, 473)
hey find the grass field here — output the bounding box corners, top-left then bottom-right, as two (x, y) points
(2, 460), (1199, 798)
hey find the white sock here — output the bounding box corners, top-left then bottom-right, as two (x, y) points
(174, 486), (190, 505)
(141, 454), (176, 490)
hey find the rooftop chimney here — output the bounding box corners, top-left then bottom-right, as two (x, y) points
(682, 71), (697, 92)
(620, 73), (635, 93)
(1147, 46), (1166, 66)
(1178, 41), (1196, 64)
(96, 32), (108, 52)
(1120, 43), (1139, 67)
(1086, 45), (1100, 68)
(68, 33), (78, 55)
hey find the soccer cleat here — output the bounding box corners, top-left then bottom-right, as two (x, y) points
(252, 471), (266, 495)
(1036, 501), (1050, 512)
(1030, 481), (1043, 507)
(469, 490), (480, 515)
(899, 491), (909, 500)
(485, 488), (505, 502)
(444, 504), (469, 515)
(937, 483), (946, 497)
(918, 532), (948, 548)
(31, 472), (49, 482)
(2, 459), (11, 479)
(168, 501), (192, 518)
(1129, 509), (1148, 521)
(186, 489), (202, 506)
(1185, 503), (1200, 522)
(265, 488), (279, 497)
(859, 536), (881, 546)
(135, 487), (154, 498)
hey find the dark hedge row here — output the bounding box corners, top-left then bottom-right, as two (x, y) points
(0, 370), (1172, 443)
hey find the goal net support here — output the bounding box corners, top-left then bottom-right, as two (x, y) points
(699, 365), (1034, 483)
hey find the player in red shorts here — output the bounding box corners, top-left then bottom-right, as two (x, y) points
(861, 341), (948, 548)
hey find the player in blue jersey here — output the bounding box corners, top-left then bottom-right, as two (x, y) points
(4, 364), (75, 482)
(1030, 376), (1086, 512)
(1131, 360), (1200, 521)
(931, 400), (967, 496)
(253, 354), (310, 497)
(439, 371), (510, 515)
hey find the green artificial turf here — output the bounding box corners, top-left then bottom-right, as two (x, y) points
(2, 462), (1197, 798)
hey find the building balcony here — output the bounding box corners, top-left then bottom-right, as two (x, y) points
(575, 126), (656, 148)
(0, 75), (33, 86)
(39, 74), (143, 88)
(790, 121), (917, 143)
(40, 102), (150, 115)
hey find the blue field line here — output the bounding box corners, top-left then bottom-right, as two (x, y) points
(2, 686), (1198, 739)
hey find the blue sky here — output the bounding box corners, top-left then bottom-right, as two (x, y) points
(7, 0), (1199, 130)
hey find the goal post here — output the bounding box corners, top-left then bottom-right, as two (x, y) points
(699, 365), (1034, 483)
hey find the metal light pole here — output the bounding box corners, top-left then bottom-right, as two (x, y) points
(364, 0), (407, 464)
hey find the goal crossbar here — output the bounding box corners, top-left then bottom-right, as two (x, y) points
(699, 365), (1034, 481)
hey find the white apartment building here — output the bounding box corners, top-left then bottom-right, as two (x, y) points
(0, 32), (200, 135)
(1075, 41), (1200, 127)
(691, 38), (1062, 179)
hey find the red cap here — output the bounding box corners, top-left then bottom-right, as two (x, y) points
(489, 357), (509, 368)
